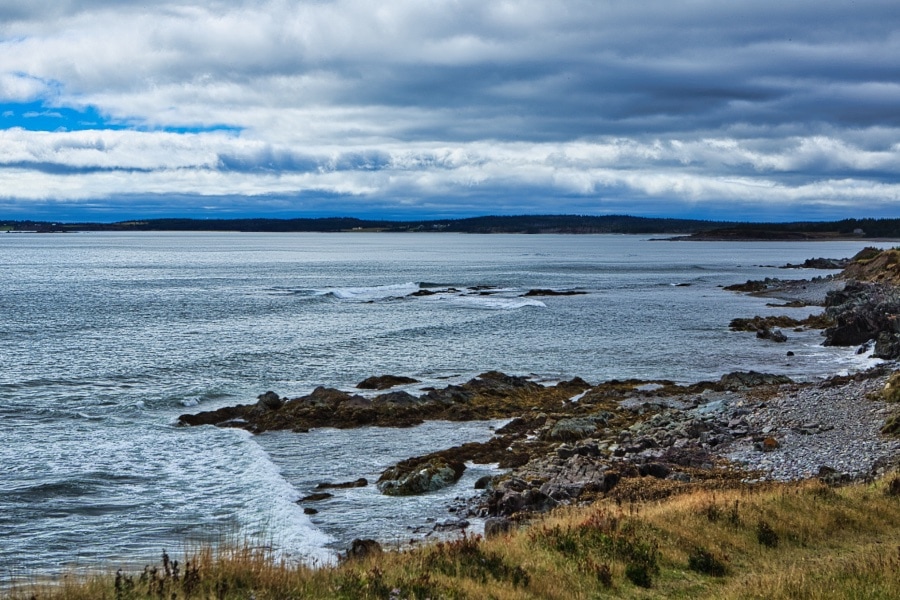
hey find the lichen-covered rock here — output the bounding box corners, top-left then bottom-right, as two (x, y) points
(377, 457), (466, 496)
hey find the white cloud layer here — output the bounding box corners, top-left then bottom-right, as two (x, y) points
(0, 0), (898, 219)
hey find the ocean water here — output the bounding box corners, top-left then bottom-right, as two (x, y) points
(0, 232), (885, 581)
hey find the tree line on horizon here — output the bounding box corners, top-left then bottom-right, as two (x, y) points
(2, 215), (899, 237)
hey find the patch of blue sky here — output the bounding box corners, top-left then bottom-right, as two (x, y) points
(0, 100), (241, 134)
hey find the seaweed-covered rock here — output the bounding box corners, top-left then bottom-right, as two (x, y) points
(377, 457), (466, 496)
(719, 371), (792, 390)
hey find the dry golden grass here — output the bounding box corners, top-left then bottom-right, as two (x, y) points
(8, 474), (899, 600)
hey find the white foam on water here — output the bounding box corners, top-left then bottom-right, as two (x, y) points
(442, 295), (546, 310)
(322, 282), (420, 302)
(203, 429), (337, 566)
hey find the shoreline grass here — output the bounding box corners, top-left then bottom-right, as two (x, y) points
(6, 472), (899, 600)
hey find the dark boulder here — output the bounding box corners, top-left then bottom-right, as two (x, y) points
(421, 385), (474, 405)
(756, 328), (788, 343)
(256, 391), (283, 411)
(522, 289), (587, 297)
(177, 405), (248, 427)
(464, 371), (542, 396)
(474, 475), (493, 490)
(315, 478), (368, 489)
(638, 463), (671, 479)
(371, 391), (422, 407)
(305, 387), (354, 406)
(356, 375), (420, 390)
(299, 492), (333, 502)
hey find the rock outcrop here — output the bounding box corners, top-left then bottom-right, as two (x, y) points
(178, 371), (590, 433)
(823, 281), (900, 356)
(377, 457), (466, 496)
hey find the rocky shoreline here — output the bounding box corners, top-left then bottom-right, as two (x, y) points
(179, 247), (900, 545)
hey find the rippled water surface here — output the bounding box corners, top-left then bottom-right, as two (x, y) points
(0, 232), (884, 579)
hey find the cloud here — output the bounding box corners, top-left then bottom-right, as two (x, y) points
(0, 1), (898, 219)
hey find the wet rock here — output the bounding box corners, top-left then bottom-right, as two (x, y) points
(473, 475), (493, 490)
(356, 375), (420, 390)
(346, 539), (382, 560)
(299, 492), (333, 502)
(316, 478), (368, 489)
(522, 289), (587, 297)
(757, 328), (788, 343)
(303, 507), (318, 515)
(177, 405), (249, 427)
(875, 332), (900, 361)
(377, 457), (466, 496)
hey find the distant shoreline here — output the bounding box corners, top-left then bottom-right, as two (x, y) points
(3, 214), (900, 239)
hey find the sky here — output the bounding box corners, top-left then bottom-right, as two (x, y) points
(1, 1), (899, 222)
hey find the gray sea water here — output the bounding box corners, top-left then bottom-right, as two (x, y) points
(0, 232), (886, 581)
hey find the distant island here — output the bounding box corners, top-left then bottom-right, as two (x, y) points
(3, 214), (900, 239)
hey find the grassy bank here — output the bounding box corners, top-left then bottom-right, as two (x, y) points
(7, 474), (899, 600)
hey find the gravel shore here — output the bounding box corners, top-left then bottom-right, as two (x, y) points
(721, 370), (900, 481)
